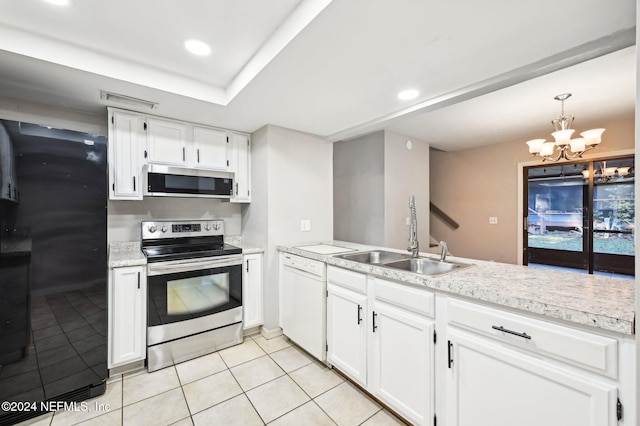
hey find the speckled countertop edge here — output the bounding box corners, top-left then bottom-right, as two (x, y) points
(278, 241), (635, 336)
(108, 242), (146, 268)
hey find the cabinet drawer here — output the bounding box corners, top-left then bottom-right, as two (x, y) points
(447, 298), (618, 379)
(327, 266), (367, 294)
(373, 277), (434, 318)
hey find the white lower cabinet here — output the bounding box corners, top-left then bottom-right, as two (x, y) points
(326, 266), (435, 425)
(324, 264), (631, 426)
(327, 282), (368, 386)
(370, 300), (435, 426)
(445, 329), (617, 426)
(108, 265), (146, 369)
(444, 297), (623, 426)
(242, 253), (263, 329)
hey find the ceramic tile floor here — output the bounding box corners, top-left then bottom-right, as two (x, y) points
(17, 334), (405, 426)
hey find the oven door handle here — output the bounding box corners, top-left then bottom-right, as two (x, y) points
(147, 255), (242, 276)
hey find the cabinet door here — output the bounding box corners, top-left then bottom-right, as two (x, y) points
(231, 133), (251, 203)
(370, 301), (435, 426)
(193, 126), (229, 170)
(327, 283), (367, 387)
(446, 330), (618, 426)
(109, 110), (143, 200)
(109, 266), (146, 368)
(242, 253), (263, 329)
(146, 118), (187, 166)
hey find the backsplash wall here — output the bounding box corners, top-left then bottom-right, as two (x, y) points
(107, 198), (242, 242)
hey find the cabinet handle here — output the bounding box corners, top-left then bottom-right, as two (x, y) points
(183, 147), (186, 161)
(246, 260), (249, 273)
(357, 304), (362, 324)
(372, 311), (377, 332)
(448, 340), (453, 368)
(137, 272), (140, 289)
(7, 183), (10, 197)
(197, 149), (200, 163)
(492, 325), (531, 340)
(133, 176), (136, 191)
(235, 183), (238, 195)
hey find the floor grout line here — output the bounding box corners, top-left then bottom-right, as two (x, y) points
(35, 334), (403, 426)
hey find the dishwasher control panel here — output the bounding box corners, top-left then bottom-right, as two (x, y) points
(282, 253), (326, 278)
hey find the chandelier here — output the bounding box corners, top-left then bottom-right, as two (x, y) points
(525, 93), (605, 162)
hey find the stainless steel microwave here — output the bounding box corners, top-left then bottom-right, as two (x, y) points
(144, 165), (233, 198)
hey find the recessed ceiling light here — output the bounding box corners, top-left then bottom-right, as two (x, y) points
(398, 89), (419, 100)
(184, 39), (212, 56)
(43, 0), (71, 6)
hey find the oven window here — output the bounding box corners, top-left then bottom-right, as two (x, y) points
(147, 263), (242, 327)
(167, 273), (230, 315)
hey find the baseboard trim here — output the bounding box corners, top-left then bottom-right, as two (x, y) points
(260, 326), (283, 340)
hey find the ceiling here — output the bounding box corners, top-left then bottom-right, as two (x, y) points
(0, 0), (636, 151)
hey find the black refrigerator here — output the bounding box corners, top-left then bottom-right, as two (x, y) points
(0, 119), (108, 425)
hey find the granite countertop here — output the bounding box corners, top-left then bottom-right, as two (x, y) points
(278, 240), (636, 336)
(108, 242), (147, 268)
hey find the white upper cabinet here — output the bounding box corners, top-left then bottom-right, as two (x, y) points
(231, 132), (251, 203)
(107, 108), (250, 202)
(193, 126), (230, 171)
(108, 108), (143, 200)
(145, 118), (188, 166)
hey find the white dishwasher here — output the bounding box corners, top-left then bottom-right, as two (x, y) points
(280, 253), (327, 361)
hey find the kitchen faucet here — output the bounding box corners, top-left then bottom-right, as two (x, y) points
(407, 195), (419, 258)
(439, 241), (449, 262)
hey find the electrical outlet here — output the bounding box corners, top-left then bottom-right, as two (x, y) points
(489, 217), (498, 225)
(300, 220), (311, 232)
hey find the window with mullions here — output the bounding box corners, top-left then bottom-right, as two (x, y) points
(524, 156), (634, 276)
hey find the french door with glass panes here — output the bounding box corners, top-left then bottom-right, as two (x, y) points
(524, 156), (634, 276)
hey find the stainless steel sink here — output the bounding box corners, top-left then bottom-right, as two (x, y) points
(336, 250), (411, 264)
(383, 257), (470, 276)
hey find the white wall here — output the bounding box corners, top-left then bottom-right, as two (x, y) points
(108, 198), (242, 242)
(243, 125), (333, 331)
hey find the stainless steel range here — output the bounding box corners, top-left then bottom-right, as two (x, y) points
(141, 219), (243, 372)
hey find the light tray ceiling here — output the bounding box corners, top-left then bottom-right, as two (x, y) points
(0, 0), (636, 151)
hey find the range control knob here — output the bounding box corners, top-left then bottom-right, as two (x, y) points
(213, 223), (221, 230)
(161, 226), (168, 233)
(148, 225), (157, 233)
(204, 224), (211, 231)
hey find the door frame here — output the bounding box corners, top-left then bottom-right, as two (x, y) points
(517, 148), (634, 266)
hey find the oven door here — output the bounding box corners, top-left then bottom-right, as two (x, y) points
(147, 255), (242, 345)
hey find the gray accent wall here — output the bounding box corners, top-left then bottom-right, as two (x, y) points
(333, 131), (385, 246)
(334, 130), (430, 251)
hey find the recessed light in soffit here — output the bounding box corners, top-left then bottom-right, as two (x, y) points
(43, 0), (72, 6)
(184, 39), (212, 56)
(398, 89), (419, 100)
